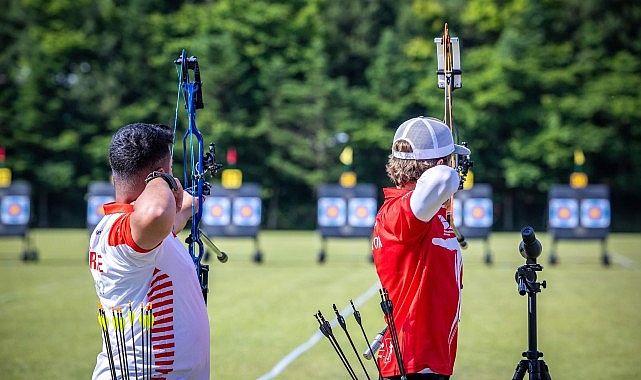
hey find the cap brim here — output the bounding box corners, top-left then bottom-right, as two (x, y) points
(453, 144), (471, 156)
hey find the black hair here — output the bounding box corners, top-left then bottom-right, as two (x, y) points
(109, 123), (174, 180)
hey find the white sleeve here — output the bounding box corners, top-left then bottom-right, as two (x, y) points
(409, 165), (460, 222)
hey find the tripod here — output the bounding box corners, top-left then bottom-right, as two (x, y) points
(512, 227), (552, 380)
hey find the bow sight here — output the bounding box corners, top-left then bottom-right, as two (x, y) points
(201, 143), (222, 196)
(456, 142), (473, 190)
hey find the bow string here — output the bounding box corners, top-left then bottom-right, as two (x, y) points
(173, 49), (226, 304)
(436, 24), (473, 249)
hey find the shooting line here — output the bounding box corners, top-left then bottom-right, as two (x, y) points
(257, 281), (380, 380)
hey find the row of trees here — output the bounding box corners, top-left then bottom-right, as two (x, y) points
(1, 0), (640, 230)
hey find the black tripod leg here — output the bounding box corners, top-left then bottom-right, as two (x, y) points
(525, 359), (553, 380)
(511, 360), (528, 380)
(539, 360), (552, 380)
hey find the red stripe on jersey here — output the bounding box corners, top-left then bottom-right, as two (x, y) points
(153, 342), (176, 350)
(150, 279), (172, 291)
(153, 315), (174, 325)
(149, 273), (170, 289)
(153, 308), (174, 318)
(149, 288), (172, 300)
(154, 350), (176, 358)
(153, 333), (175, 341)
(146, 267), (176, 377)
(150, 297), (174, 309)
(152, 325), (173, 334)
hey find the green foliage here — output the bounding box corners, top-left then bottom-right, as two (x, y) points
(0, 0), (640, 229)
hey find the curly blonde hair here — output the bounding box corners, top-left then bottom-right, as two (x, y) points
(386, 140), (450, 187)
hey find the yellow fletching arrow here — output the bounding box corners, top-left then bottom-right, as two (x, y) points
(128, 301), (135, 325)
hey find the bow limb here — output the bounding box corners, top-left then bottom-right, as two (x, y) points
(438, 24), (468, 249)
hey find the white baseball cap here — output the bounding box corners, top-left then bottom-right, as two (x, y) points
(392, 116), (471, 160)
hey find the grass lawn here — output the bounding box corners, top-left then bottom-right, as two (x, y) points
(1, 229), (640, 379)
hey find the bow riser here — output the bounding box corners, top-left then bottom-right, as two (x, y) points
(435, 24), (473, 248)
(174, 49), (225, 304)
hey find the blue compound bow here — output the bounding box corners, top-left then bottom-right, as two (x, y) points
(173, 49), (227, 304)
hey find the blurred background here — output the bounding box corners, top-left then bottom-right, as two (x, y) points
(1, 2), (640, 378)
(1, 0), (640, 232)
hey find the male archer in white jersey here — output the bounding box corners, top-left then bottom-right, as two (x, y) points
(89, 123), (210, 379)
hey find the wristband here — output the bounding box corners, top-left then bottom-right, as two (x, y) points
(145, 171), (179, 191)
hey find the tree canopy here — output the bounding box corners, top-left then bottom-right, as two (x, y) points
(1, 0), (639, 230)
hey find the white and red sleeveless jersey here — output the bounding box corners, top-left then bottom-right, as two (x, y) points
(89, 202), (210, 380)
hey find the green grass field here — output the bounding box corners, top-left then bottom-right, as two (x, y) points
(1, 229), (640, 379)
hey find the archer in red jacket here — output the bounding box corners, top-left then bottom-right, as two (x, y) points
(372, 116), (471, 380)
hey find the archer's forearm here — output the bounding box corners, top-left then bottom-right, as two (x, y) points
(410, 165), (460, 222)
(130, 179), (178, 249)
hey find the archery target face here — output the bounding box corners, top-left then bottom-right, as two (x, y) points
(580, 198), (610, 228)
(203, 197), (231, 226)
(463, 198), (493, 228)
(87, 195), (115, 226)
(347, 197), (376, 227)
(318, 197), (346, 227)
(232, 197), (261, 226)
(549, 198), (579, 228)
(1, 195), (30, 225)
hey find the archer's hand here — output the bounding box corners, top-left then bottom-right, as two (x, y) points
(173, 181), (203, 232)
(172, 177), (185, 212)
(173, 191), (206, 232)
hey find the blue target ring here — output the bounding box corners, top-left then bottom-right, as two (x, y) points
(549, 198), (579, 228)
(348, 197), (376, 227)
(463, 198), (493, 228)
(580, 198), (610, 228)
(203, 197), (231, 226)
(1, 195), (30, 225)
(233, 197), (261, 226)
(318, 197), (346, 227)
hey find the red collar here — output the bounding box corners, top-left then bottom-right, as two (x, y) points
(103, 202), (134, 214)
(383, 187), (411, 199)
